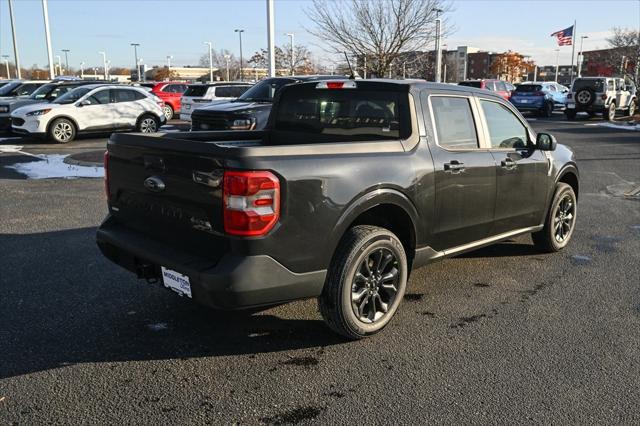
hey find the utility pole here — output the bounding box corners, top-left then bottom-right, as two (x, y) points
(2, 56), (10, 78)
(62, 49), (70, 75)
(138, 59), (145, 82)
(8, 0), (22, 78)
(42, 0), (55, 79)
(99, 51), (107, 80)
(224, 54), (230, 81)
(533, 65), (538, 82)
(286, 33), (295, 75)
(79, 61), (84, 78)
(267, 0), (275, 77)
(434, 8), (443, 83)
(235, 29), (245, 81)
(569, 20), (577, 85)
(106, 60), (111, 80)
(578, 35), (588, 77)
(204, 42), (213, 82)
(554, 48), (560, 82)
(166, 55), (173, 71)
(131, 43), (140, 81)
(56, 55), (62, 75)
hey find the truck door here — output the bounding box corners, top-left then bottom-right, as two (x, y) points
(476, 97), (549, 234)
(421, 92), (497, 250)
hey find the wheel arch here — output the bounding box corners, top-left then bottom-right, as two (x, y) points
(557, 166), (579, 200)
(46, 115), (80, 135)
(328, 189), (419, 268)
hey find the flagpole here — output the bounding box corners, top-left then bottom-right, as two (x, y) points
(569, 20), (577, 84)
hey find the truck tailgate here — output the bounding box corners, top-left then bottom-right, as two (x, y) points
(105, 133), (259, 264)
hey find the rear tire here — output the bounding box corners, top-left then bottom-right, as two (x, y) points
(628, 101), (636, 117)
(543, 102), (553, 118)
(48, 118), (76, 144)
(318, 225), (408, 340)
(606, 103), (616, 121)
(137, 114), (160, 133)
(532, 183), (577, 253)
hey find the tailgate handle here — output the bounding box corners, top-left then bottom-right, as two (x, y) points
(144, 155), (166, 172)
(192, 170), (223, 188)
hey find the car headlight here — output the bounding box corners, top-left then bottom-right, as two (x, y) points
(0, 106), (8, 113)
(26, 108), (52, 116)
(230, 118), (256, 130)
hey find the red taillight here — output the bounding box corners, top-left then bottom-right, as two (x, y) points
(223, 170), (280, 236)
(103, 151), (110, 202)
(601, 94), (607, 100)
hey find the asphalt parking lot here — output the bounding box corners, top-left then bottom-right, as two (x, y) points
(1, 114), (639, 424)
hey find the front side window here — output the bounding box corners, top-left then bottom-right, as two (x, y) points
(86, 89), (111, 105)
(239, 78), (296, 102)
(480, 100), (528, 149)
(215, 86), (250, 98)
(430, 96), (478, 150)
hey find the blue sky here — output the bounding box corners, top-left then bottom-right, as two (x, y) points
(0, 0), (638, 71)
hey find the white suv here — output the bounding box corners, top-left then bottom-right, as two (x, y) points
(566, 77), (637, 121)
(180, 82), (251, 121)
(11, 84), (166, 143)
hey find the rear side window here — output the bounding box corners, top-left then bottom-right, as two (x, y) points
(114, 89), (143, 102)
(480, 100), (528, 149)
(273, 87), (409, 142)
(484, 81), (496, 91)
(184, 85), (209, 97)
(495, 81), (507, 92)
(214, 86), (249, 98)
(429, 96), (478, 150)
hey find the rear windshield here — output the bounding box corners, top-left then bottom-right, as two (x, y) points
(572, 79), (604, 92)
(272, 86), (410, 142)
(515, 84), (542, 92)
(238, 78), (296, 102)
(184, 85), (209, 97)
(458, 81), (482, 88)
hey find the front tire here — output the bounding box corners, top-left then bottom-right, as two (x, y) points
(606, 103), (616, 121)
(628, 101), (636, 117)
(162, 104), (174, 121)
(137, 114), (160, 133)
(319, 225), (408, 340)
(532, 183), (577, 253)
(48, 118), (76, 144)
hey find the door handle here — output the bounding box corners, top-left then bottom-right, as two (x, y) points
(501, 158), (517, 170)
(444, 161), (465, 173)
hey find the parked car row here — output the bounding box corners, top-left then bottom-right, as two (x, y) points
(458, 76), (636, 121)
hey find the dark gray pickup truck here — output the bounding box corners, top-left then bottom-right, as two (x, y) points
(97, 79), (579, 339)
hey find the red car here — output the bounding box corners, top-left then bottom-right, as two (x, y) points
(150, 82), (189, 120)
(458, 79), (515, 101)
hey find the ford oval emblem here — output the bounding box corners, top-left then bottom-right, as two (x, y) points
(144, 176), (166, 193)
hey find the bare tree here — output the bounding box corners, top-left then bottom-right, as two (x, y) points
(248, 44), (314, 75)
(306, 0), (452, 77)
(606, 27), (640, 82)
(199, 49), (242, 80)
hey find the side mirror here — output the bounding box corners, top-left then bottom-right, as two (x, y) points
(536, 133), (557, 151)
(77, 99), (91, 107)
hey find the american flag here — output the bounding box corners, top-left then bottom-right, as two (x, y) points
(551, 25), (574, 46)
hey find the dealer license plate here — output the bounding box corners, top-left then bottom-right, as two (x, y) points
(567, 103), (575, 109)
(161, 267), (192, 298)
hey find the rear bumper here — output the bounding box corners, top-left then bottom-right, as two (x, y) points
(96, 215), (327, 309)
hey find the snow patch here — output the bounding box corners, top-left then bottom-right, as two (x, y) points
(6, 154), (104, 179)
(586, 122), (640, 131)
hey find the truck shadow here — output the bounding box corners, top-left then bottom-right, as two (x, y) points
(0, 227), (343, 379)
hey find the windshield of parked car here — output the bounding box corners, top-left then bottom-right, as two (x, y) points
(514, 84), (543, 92)
(458, 81), (482, 88)
(0, 81), (22, 95)
(272, 84), (410, 143)
(52, 87), (92, 104)
(237, 78), (296, 102)
(30, 83), (57, 99)
(572, 79), (604, 92)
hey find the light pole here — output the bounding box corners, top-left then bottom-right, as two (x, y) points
(204, 42), (213, 82)
(2, 56), (10, 78)
(42, 0), (55, 79)
(56, 55), (62, 76)
(131, 43), (140, 81)
(8, 0), (22, 78)
(99, 51), (107, 80)
(266, 0), (275, 77)
(224, 54), (230, 81)
(167, 55), (173, 70)
(285, 32), (295, 75)
(235, 29), (245, 81)
(578, 35), (588, 77)
(554, 48), (560, 82)
(80, 61), (84, 78)
(138, 58), (145, 82)
(106, 60), (111, 80)
(62, 49), (70, 75)
(93, 68), (98, 79)
(434, 8), (443, 83)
